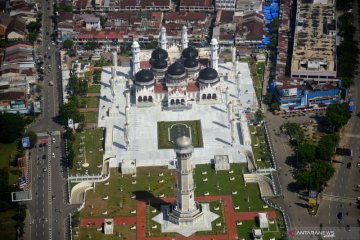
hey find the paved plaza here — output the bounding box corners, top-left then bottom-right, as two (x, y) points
(97, 62), (257, 168)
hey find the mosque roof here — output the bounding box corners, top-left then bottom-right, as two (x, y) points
(199, 67), (218, 81)
(184, 57), (198, 68)
(182, 46), (198, 59)
(135, 69), (154, 83)
(151, 47), (168, 60)
(167, 61), (186, 76)
(151, 58), (168, 69)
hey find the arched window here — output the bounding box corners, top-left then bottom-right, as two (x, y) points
(207, 94), (211, 99)
(143, 96), (148, 102)
(138, 96), (142, 102)
(170, 99), (175, 105)
(176, 99), (180, 105)
(148, 96), (153, 102)
(202, 94), (206, 99)
(212, 93), (217, 99)
(181, 99), (185, 104)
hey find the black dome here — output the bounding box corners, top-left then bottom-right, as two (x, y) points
(199, 67), (218, 80)
(184, 57), (198, 68)
(182, 46), (198, 59)
(152, 59), (168, 69)
(167, 61), (186, 76)
(151, 48), (168, 60)
(135, 69), (154, 83)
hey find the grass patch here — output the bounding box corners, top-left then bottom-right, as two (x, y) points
(80, 167), (176, 218)
(76, 225), (136, 240)
(237, 219), (286, 240)
(0, 209), (17, 239)
(157, 120), (203, 149)
(249, 61), (266, 102)
(80, 97), (99, 108)
(82, 112), (98, 124)
(0, 142), (18, 168)
(249, 125), (273, 169)
(87, 85), (101, 94)
(70, 129), (104, 176)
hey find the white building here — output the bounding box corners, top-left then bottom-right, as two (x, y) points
(216, 0), (237, 11)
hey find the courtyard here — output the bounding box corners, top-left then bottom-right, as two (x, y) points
(75, 164), (286, 239)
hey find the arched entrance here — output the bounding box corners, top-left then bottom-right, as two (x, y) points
(138, 96), (142, 102)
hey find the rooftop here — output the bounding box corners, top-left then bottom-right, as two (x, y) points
(291, 0), (336, 75)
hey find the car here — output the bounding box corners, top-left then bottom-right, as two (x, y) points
(42, 155), (46, 159)
(43, 167), (47, 172)
(357, 197), (360, 201)
(357, 185), (360, 188)
(52, 195), (56, 200)
(52, 138), (56, 143)
(357, 162), (360, 167)
(52, 153), (55, 158)
(358, 218), (360, 224)
(337, 212), (343, 220)
(347, 162), (351, 168)
(345, 225), (351, 232)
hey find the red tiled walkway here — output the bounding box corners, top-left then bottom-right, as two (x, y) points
(137, 201), (147, 240)
(234, 211), (277, 221)
(80, 216), (136, 228)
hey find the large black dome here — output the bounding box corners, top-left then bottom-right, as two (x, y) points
(199, 67), (218, 80)
(151, 59), (168, 69)
(182, 46), (198, 59)
(184, 57), (198, 68)
(135, 69), (154, 83)
(167, 61), (186, 76)
(151, 48), (168, 60)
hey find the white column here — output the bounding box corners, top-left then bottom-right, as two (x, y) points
(125, 106), (129, 125)
(231, 45), (236, 64)
(112, 51), (117, 68)
(160, 26), (167, 50)
(231, 119), (236, 146)
(125, 91), (130, 107)
(110, 66), (116, 99)
(236, 72), (241, 92)
(131, 41), (140, 77)
(181, 25), (188, 50)
(210, 38), (219, 71)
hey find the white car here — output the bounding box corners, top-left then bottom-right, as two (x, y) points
(52, 153), (55, 158)
(52, 138), (56, 143)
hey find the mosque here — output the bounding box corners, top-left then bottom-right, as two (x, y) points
(131, 26), (221, 109)
(97, 26), (259, 170)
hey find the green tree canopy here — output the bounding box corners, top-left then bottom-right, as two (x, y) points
(281, 122), (304, 145)
(63, 39), (74, 50)
(24, 130), (38, 148)
(316, 133), (340, 161)
(296, 141), (317, 166)
(58, 101), (83, 125)
(296, 161), (335, 190)
(326, 103), (351, 131)
(0, 113), (25, 143)
(84, 40), (99, 51)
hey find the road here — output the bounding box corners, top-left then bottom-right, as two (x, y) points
(26, 0), (77, 239)
(264, 2), (360, 238)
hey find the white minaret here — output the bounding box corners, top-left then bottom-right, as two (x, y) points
(160, 26), (167, 50)
(181, 25), (188, 50)
(131, 41), (140, 77)
(112, 51), (117, 68)
(210, 38), (219, 71)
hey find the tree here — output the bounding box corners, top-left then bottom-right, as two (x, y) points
(27, 32), (38, 43)
(79, 79), (88, 96)
(281, 122), (304, 145)
(67, 73), (79, 96)
(295, 161), (335, 190)
(341, 77), (353, 89)
(84, 40), (99, 51)
(296, 141), (316, 166)
(58, 101), (82, 125)
(63, 39), (74, 50)
(0, 113), (25, 143)
(326, 103), (351, 131)
(255, 109), (264, 122)
(24, 131), (38, 148)
(316, 133), (340, 161)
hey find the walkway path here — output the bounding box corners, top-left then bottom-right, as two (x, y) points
(86, 93), (100, 97)
(234, 211), (276, 221)
(79, 108), (98, 113)
(80, 216), (136, 228)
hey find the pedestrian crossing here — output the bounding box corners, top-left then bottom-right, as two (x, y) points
(321, 194), (357, 203)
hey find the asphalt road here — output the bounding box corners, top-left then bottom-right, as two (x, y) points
(27, 0), (77, 239)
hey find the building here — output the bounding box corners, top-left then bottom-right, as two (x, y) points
(83, 15), (101, 30)
(235, 0), (263, 15)
(7, 17), (27, 40)
(0, 13), (12, 39)
(180, 0), (214, 12)
(214, 155), (230, 171)
(290, 0), (337, 81)
(73, 0), (171, 12)
(215, 0), (236, 11)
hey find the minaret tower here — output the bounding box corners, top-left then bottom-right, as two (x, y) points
(210, 38), (219, 71)
(112, 51), (117, 68)
(181, 25), (188, 50)
(160, 26), (167, 50)
(169, 136), (203, 225)
(131, 41), (140, 77)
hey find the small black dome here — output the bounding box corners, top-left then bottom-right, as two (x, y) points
(182, 46), (198, 59)
(135, 69), (154, 83)
(184, 57), (198, 68)
(151, 48), (168, 60)
(167, 61), (186, 76)
(152, 59), (168, 69)
(199, 67), (218, 80)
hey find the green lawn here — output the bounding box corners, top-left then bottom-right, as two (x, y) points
(87, 85), (101, 94)
(70, 129), (105, 176)
(80, 167), (175, 218)
(82, 112), (98, 124)
(0, 209), (17, 240)
(249, 61), (266, 102)
(157, 120), (203, 149)
(76, 225), (136, 240)
(0, 142), (18, 168)
(80, 97), (99, 108)
(249, 125), (273, 169)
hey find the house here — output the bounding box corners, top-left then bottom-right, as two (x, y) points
(0, 13), (12, 39)
(57, 12), (74, 41)
(180, 0), (214, 12)
(7, 17), (27, 40)
(83, 15), (101, 30)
